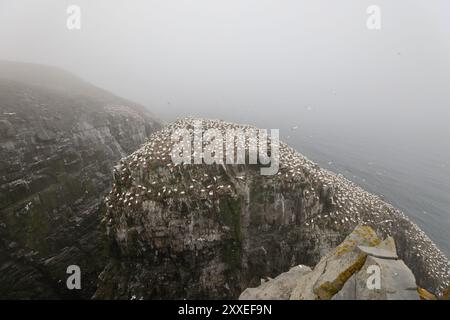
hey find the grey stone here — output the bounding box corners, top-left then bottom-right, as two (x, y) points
(290, 225), (380, 300)
(239, 265), (312, 300)
(371, 256), (419, 300)
(358, 245), (398, 259)
(333, 254), (420, 300)
(332, 273), (358, 300)
(0, 120), (15, 138)
(0, 61), (161, 299)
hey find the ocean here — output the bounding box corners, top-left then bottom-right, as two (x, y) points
(287, 127), (450, 259)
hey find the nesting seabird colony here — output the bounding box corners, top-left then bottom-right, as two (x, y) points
(104, 117), (450, 295)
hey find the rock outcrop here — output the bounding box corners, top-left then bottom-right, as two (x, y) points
(443, 286), (450, 300)
(239, 265), (312, 300)
(95, 118), (450, 299)
(240, 226), (421, 300)
(0, 61), (160, 299)
(290, 226), (381, 300)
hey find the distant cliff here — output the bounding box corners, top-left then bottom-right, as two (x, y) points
(0, 61), (161, 299)
(95, 118), (450, 299)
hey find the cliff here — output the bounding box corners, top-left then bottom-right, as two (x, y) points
(0, 61), (161, 299)
(95, 118), (450, 299)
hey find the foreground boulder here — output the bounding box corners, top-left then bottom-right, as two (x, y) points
(443, 286), (450, 300)
(240, 226), (420, 300)
(240, 265), (312, 300)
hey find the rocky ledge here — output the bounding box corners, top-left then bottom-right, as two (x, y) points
(240, 225), (447, 300)
(95, 117), (450, 299)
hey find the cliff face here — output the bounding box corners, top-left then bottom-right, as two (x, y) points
(0, 62), (161, 299)
(95, 118), (450, 299)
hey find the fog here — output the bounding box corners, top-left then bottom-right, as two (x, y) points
(1, 1), (449, 127)
(1, 1), (450, 254)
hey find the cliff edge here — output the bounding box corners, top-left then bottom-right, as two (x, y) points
(0, 61), (161, 299)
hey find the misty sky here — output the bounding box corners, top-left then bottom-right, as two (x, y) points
(1, 0), (450, 153)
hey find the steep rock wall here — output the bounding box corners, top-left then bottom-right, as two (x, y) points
(95, 118), (450, 299)
(0, 63), (161, 299)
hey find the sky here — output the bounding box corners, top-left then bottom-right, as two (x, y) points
(1, 0), (450, 173)
(0, 1), (449, 125)
(2, 0), (449, 158)
(1, 0), (450, 254)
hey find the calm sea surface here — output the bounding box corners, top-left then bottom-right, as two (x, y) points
(288, 130), (450, 259)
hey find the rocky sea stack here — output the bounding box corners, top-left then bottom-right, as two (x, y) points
(96, 118), (450, 299)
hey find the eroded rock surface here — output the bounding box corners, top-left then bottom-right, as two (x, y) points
(240, 265), (312, 300)
(0, 61), (160, 299)
(290, 226), (380, 300)
(241, 226), (421, 300)
(331, 232), (419, 300)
